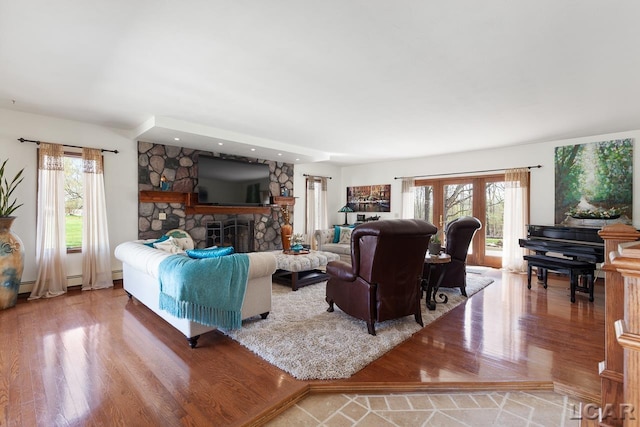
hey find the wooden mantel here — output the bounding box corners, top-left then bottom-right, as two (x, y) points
(138, 191), (294, 215)
(139, 190), (188, 204)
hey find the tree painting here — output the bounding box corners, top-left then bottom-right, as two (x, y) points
(555, 139), (633, 225)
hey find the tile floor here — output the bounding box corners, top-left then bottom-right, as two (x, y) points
(265, 390), (584, 426)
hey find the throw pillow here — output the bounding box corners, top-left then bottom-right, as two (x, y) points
(338, 227), (353, 245)
(143, 235), (169, 248)
(332, 225), (341, 243)
(332, 224), (356, 243)
(186, 246), (235, 259)
(154, 236), (185, 254)
(165, 229), (195, 250)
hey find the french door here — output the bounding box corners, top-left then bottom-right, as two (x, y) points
(414, 174), (505, 268)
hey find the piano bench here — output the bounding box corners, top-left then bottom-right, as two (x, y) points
(523, 255), (596, 303)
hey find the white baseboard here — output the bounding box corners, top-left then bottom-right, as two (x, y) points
(18, 270), (124, 295)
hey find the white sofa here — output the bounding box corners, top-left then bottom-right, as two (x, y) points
(313, 227), (352, 263)
(114, 240), (276, 348)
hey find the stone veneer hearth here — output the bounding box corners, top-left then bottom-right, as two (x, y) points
(137, 141), (293, 250)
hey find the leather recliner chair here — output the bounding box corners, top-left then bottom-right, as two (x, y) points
(425, 216), (482, 296)
(325, 219), (437, 335)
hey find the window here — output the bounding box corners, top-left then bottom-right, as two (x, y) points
(305, 176), (328, 246)
(485, 180), (505, 260)
(64, 153), (83, 250)
(307, 179), (323, 230)
(414, 174), (505, 268)
(33, 143), (113, 296)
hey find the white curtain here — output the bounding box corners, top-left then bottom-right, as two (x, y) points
(81, 148), (113, 290)
(401, 178), (415, 219)
(502, 168), (530, 272)
(305, 176), (328, 249)
(30, 143), (67, 300)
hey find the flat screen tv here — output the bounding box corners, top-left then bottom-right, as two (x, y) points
(197, 155), (272, 206)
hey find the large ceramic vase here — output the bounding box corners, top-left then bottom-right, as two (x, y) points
(0, 217), (24, 310)
(281, 223), (293, 252)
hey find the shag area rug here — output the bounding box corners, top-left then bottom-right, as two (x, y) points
(222, 274), (494, 380)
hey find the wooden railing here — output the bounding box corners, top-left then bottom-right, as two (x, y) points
(589, 224), (640, 427)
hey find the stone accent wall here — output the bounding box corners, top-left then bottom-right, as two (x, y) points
(137, 141), (294, 250)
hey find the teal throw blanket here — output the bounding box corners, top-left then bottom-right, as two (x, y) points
(158, 253), (250, 329)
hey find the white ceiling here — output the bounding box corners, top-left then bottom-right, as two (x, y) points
(2, 1), (640, 165)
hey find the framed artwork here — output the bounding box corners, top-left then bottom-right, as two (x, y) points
(554, 138), (633, 225)
(346, 184), (391, 213)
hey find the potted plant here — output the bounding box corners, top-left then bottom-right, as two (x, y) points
(290, 233), (305, 252)
(0, 159), (24, 217)
(428, 231), (442, 256)
(0, 158), (25, 310)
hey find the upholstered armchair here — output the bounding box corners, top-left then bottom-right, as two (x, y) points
(325, 219), (437, 335)
(425, 216), (482, 296)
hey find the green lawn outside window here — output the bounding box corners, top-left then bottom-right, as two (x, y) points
(66, 215), (82, 249)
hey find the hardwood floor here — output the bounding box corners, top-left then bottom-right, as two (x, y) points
(0, 269), (604, 426)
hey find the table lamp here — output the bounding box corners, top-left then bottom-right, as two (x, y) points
(338, 205), (354, 225)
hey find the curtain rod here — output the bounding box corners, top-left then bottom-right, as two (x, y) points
(18, 138), (119, 154)
(303, 173), (332, 179)
(394, 164), (542, 180)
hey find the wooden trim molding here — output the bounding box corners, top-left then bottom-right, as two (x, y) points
(598, 362), (625, 383)
(615, 320), (640, 352)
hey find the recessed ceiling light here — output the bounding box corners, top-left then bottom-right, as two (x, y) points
(174, 137), (180, 141)
(218, 142), (223, 146)
(295, 158), (300, 161)
(250, 148), (256, 152)
(277, 153), (282, 156)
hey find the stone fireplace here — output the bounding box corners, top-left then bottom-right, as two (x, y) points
(137, 141), (293, 250)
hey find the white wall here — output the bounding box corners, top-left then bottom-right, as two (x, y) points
(299, 129), (640, 230)
(3, 106), (638, 293)
(291, 163), (343, 234)
(0, 109), (138, 292)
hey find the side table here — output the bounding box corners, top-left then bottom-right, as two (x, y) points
(423, 253), (451, 310)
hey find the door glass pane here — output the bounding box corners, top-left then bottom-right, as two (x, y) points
(413, 176), (506, 267)
(414, 185), (433, 223)
(443, 183), (473, 254)
(443, 183), (473, 224)
(485, 181), (505, 258)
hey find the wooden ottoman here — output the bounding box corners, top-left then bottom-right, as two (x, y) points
(271, 250), (340, 291)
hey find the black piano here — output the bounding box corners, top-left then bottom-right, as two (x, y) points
(519, 224), (604, 264)
(519, 225), (604, 302)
